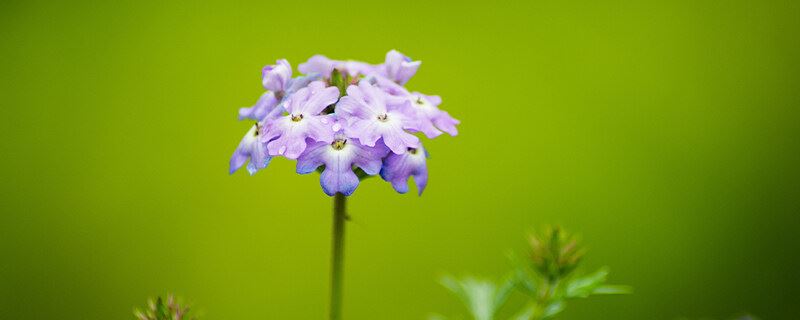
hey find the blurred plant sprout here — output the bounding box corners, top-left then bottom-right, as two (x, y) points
(134, 295), (195, 320)
(432, 226), (631, 320)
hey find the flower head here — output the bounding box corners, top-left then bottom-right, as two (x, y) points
(229, 51), (458, 196)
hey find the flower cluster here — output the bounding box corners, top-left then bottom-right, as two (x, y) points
(229, 50), (459, 196)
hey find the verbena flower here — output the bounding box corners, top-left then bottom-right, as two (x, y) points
(229, 50), (459, 196)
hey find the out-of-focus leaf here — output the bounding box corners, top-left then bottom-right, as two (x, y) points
(510, 304), (536, 320)
(542, 300), (565, 319)
(494, 274), (517, 309)
(507, 251), (539, 296)
(592, 284), (632, 295)
(565, 267), (609, 298)
(428, 313), (449, 320)
(439, 275), (515, 320)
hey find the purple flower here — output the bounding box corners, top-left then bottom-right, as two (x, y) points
(376, 50), (421, 85)
(298, 55), (375, 78)
(297, 131), (389, 196)
(229, 123), (271, 175)
(229, 51), (458, 196)
(336, 81), (421, 155)
(261, 81), (340, 159)
(380, 144), (428, 195)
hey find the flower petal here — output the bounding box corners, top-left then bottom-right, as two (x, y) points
(262, 59), (292, 92)
(238, 92), (278, 121)
(296, 141), (328, 174)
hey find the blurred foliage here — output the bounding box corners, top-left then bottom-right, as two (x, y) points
(675, 314), (759, 320)
(433, 226), (630, 320)
(134, 295), (195, 320)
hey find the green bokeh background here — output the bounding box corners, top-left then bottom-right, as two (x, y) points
(2, 0), (799, 319)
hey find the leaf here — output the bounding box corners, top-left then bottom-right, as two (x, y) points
(564, 267), (609, 298)
(542, 300), (565, 319)
(428, 313), (449, 320)
(507, 251), (539, 296)
(592, 285), (632, 295)
(439, 275), (515, 320)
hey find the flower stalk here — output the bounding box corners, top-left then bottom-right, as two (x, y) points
(330, 193), (348, 320)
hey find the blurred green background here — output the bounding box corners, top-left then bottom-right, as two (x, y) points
(2, 0), (799, 319)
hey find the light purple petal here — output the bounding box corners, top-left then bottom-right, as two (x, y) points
(285, 74), (322, 94)
(380, 120), (420, 154)
(352, 140), (389, 175)
(381, 50), (421, 85)
(296, 141), (328, 174)
(348, 119), (382, 147)
(267, 133), (307, 159)
(238, 92), (278, 121)
(262, 59), (292, 92)
(229, 124), (271, 175)
(301, 85), (340, 115)
(321, 166), (359, 196)
(298, 55), (335, 77)
(380, 145), (428, 195)
(306, 116), (335, 143)
(433, 111), (460, 136)
(284, 81), (338, 115)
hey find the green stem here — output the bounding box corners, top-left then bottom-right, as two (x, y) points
(330, 193), (347, 320)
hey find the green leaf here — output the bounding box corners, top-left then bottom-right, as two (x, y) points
(439, 275), (516, 320)
(564, 267), (609, 298)
(592, 284), (632, 295)
(507, 251), (539, 296)
(510, 304), (537, 320)
(542, 300), (565, 319)
(428, 314), (449, 320)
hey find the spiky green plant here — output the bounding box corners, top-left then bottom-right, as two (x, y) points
(432, 226), (630, 320)
(134, 295), (195, 320)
